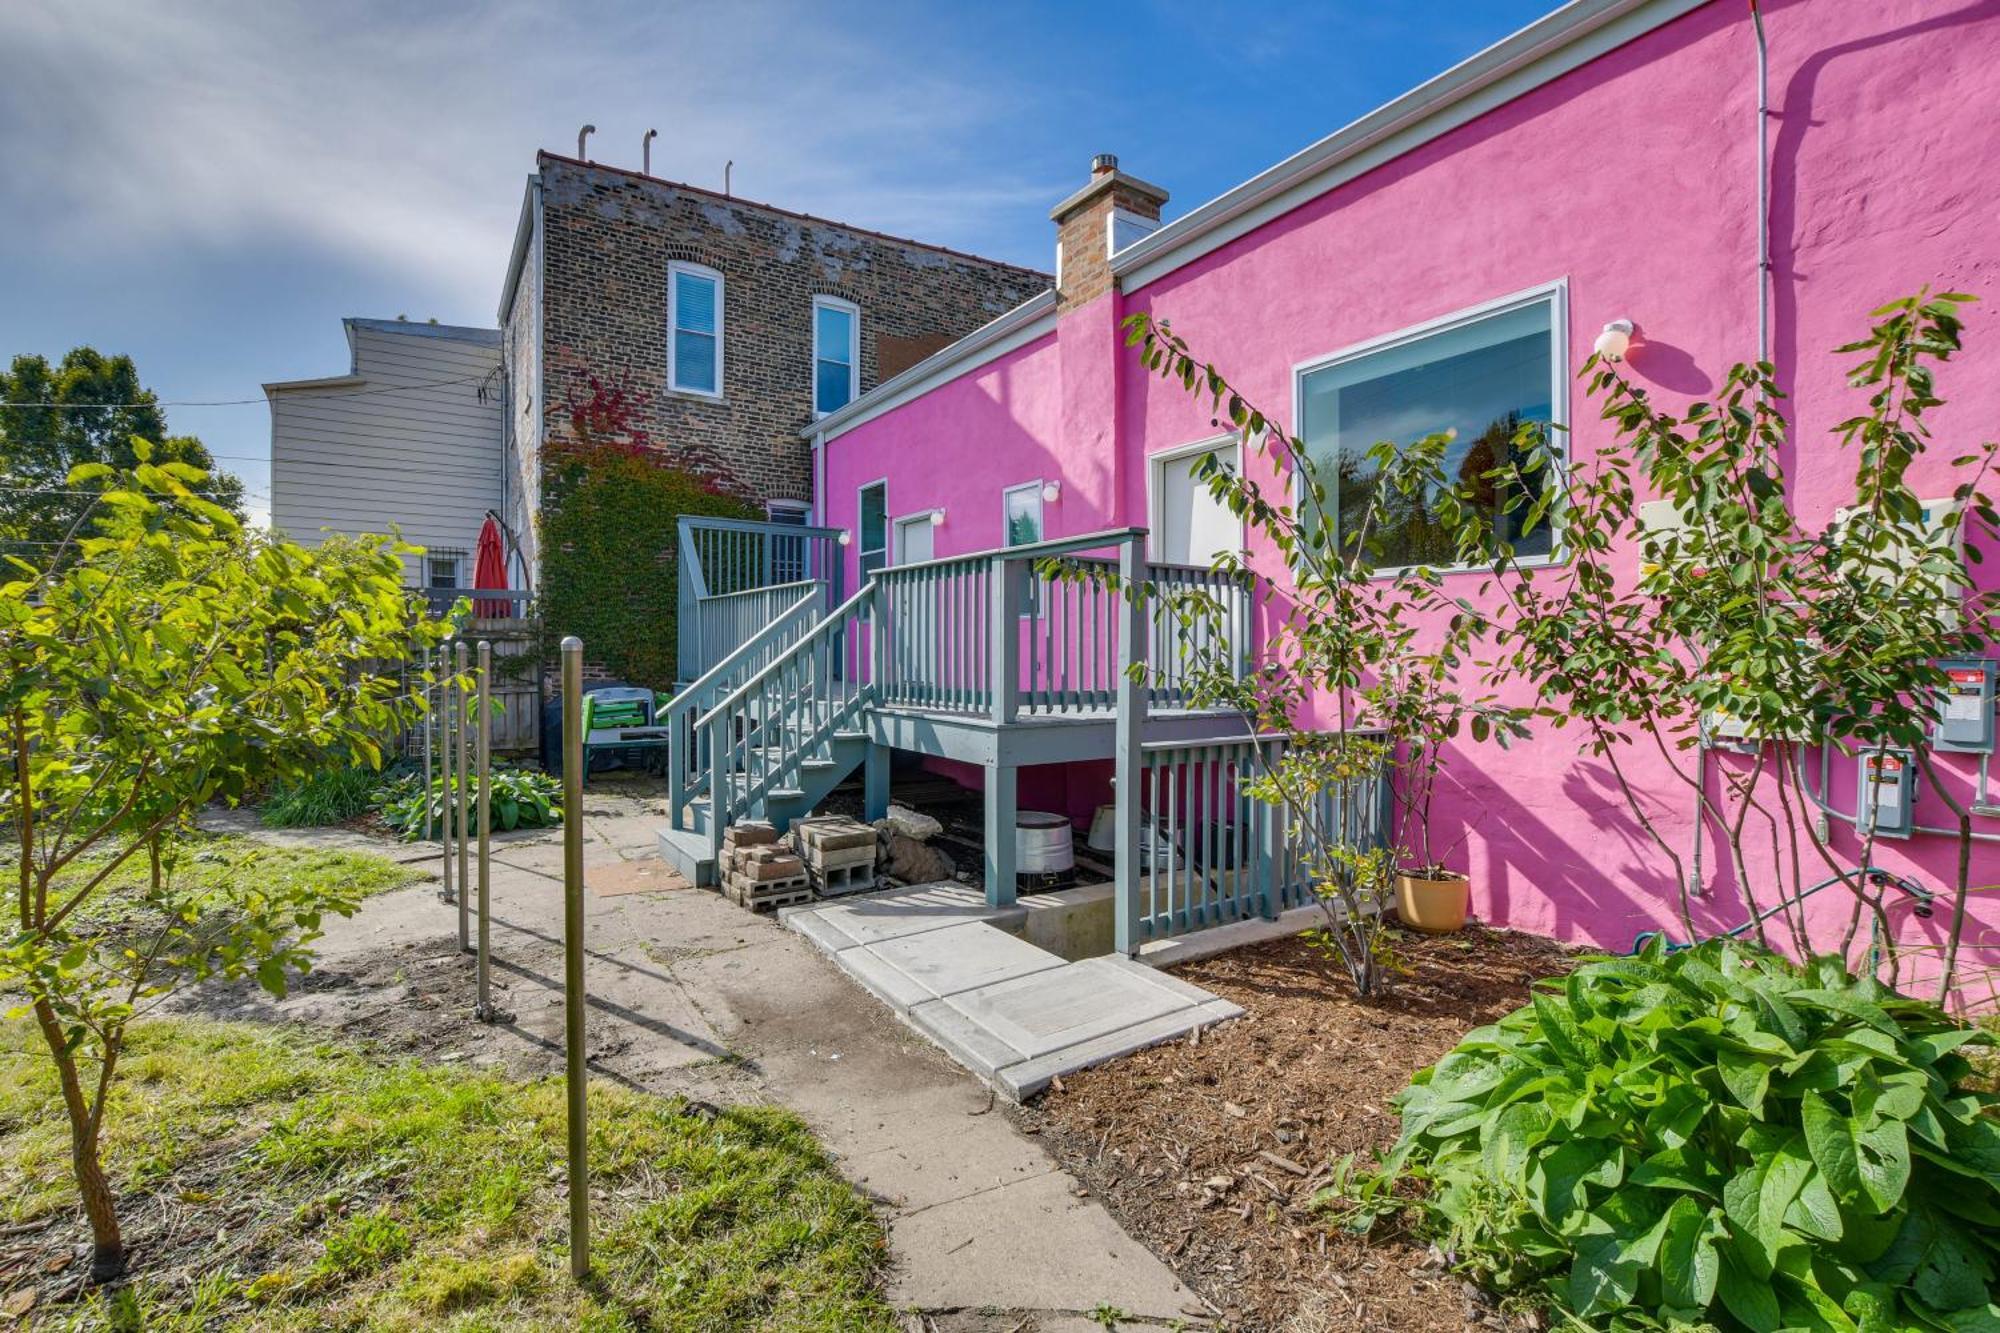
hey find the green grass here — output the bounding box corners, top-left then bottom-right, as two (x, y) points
(38, 833), (424, 929)
(1, 1019), (898, 1332)
(259, 767), (388, 828)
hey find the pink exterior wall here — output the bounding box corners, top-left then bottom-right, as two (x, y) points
(820, 0), (2000, 970)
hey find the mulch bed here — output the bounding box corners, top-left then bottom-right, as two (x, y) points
(1016, 925), (1581, 1332)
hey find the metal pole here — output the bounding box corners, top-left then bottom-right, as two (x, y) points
(475, 640), (496, 1021)
(439, 637), (456, 906)
(456, 638), (471, 953)
(421, 647), (434, 841)
(560, 635), (590, 1279)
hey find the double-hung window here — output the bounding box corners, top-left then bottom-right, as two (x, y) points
(669, 262), (723, 397)
(814, 296), (859, 415)
(1297, 285), (1563, 570)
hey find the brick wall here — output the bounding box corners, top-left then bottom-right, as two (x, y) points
(533, 153), (1051, 507)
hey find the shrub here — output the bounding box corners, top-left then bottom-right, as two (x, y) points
(377, 768), (562, 842)
(259, 765), (389, 828)
(1365, 938), (2000, 1330)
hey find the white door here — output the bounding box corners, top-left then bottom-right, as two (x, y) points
(894, 514), (934, 564)
(1153, 445), (1239, 566)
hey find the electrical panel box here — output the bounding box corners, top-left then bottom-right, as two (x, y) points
(1858, 749), (1917, 840)
(1934, 658), (1996, 754)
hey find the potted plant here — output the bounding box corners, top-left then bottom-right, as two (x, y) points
(1372, 655), (1520, 933)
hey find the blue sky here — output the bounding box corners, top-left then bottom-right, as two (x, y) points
(0, 0), (1551, 524)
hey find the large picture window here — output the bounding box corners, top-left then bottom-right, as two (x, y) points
(1298, 288), (1561, 569)
(669, 262), (723, 397)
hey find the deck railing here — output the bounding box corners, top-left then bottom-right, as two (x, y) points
(666, 581), (826, 829)
(677, 516), (843, 683)
(1126, 732), (1391, 950)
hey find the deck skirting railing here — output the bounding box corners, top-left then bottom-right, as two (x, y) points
(1125, 732), (1392, 950)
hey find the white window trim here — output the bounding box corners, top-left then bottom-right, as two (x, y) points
(812, 295), (861, 418)
(856, 477), (889, 572)
(1001, 480), (1046, 546)
(1146, 434), (1248, 564)
(765, 499), (811, 524)
(1289, 278), (1569, 580)
(668, 260), (725, 399)
(891, 511), (935, 564)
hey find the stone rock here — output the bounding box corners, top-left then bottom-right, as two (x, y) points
(877, 803), (943, 841)
(880, 831), (954, 884)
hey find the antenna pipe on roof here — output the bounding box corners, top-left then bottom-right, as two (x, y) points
(577, 123), (595, 161)
(725, 160), (733, 197)
(643, 128), (658, 176)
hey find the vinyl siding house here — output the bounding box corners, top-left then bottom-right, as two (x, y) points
(661, 0), (2000, 968)
(266, 317), (508, 597)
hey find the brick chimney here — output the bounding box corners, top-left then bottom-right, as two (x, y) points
(1050, 153), (1168, 313)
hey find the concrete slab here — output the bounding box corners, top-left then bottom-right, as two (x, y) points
(944, 955), (1205, 1061)
(796, 880), (1025, 946)
(867, 921), (1068, 1006)
(995, 998), (1243, 1101)
(885, 1168), (1192, 1320)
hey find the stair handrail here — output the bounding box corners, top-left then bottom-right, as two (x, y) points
(703, 581), (880, 856)
(666, 579), (825, 830)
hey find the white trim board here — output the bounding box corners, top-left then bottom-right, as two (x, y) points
(1114, 0), (1706, 293)
(809, 290), (1057, 445)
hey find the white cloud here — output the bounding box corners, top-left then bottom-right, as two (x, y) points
(0, 0), (1060, 315)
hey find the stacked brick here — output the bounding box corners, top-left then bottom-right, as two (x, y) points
(789, 816), (879, 898)
(720, 821), (812, 911)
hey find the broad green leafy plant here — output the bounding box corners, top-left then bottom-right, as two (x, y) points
(377, 767), (562, 841)
(1374, 938), (2000, 1330)
(0, 451), (444, 1280)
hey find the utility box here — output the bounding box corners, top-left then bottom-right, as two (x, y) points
(1858, 749), (1917, 840)
(1934, 658), (1996, 754)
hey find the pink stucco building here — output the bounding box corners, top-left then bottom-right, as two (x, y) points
(784, 0), (2000, 963)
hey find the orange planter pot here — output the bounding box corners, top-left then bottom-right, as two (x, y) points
(1395, 871), (1469, 934)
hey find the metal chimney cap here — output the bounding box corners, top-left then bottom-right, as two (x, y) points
(1091, 153), (1118, 174)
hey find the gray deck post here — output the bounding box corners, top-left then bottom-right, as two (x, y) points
(984, 760), (1017, 907)
(864, 743), (890, 821)
(1113, 533), (1146, 955)
(990, 554), (1021, 725)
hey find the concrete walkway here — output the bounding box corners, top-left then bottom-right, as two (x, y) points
(788, 884), (1242, 1100)
(192, 793), (1209, 1331)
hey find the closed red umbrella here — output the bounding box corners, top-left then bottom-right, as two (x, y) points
(473, 514), (509, 617)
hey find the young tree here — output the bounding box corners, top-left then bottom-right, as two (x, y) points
(0, 446), (445, 1280)
(1095, 322), (1527, 998)
(0, 347), (245, 558)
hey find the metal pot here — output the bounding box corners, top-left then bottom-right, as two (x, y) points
(1015, 811), (1075, 875)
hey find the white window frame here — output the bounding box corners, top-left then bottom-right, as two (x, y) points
(1290, 278), (1568, 580)
(668, 261), (725, 399)
(1146, 434), (1247, 564)
(812, 295), (861, 417)
(892, 512), (935, 565)
(423, 551), (463, 589)
(856, 478), (889, 577)
(765, 499), (811, 525)
(1001, 480), (1046, 547)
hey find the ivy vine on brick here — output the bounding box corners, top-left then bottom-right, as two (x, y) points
(537, 375), (756, 689)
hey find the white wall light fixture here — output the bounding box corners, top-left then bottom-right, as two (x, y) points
(1040, 480), (1062, 503)
(929, 507), (947, 527)
(837, 529), (852, 547)
(1594, 318), (1634, 363)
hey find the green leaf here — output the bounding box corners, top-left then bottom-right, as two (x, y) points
(1717, 1245), (1782, 1331)
(1804, 1091), (1862, 1202)
(1658, 1196), (1719, 1310)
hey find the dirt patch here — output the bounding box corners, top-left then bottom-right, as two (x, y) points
(1017, 926), (1580, 1332)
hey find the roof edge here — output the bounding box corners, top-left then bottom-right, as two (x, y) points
(1111, 0), (1706, 292)
(534, 151), (1052, 280)
(808, 289), (1058, 444)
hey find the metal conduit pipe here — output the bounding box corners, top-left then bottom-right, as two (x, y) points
(1792, 744), (2000, 845)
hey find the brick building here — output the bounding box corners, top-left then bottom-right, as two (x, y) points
(497, 151), (1051, 589)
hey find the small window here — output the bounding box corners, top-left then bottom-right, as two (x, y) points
(669, 262), (723, 397)
(1002, 482), (1044, 547)
(766, 501), (811, 581)
(425, 551), (464, 589)
(858, 481), (888, 578)
(765, 500), (810, 527)
(814, 296), (859, 415)
(1298, 288), (1562, 570)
